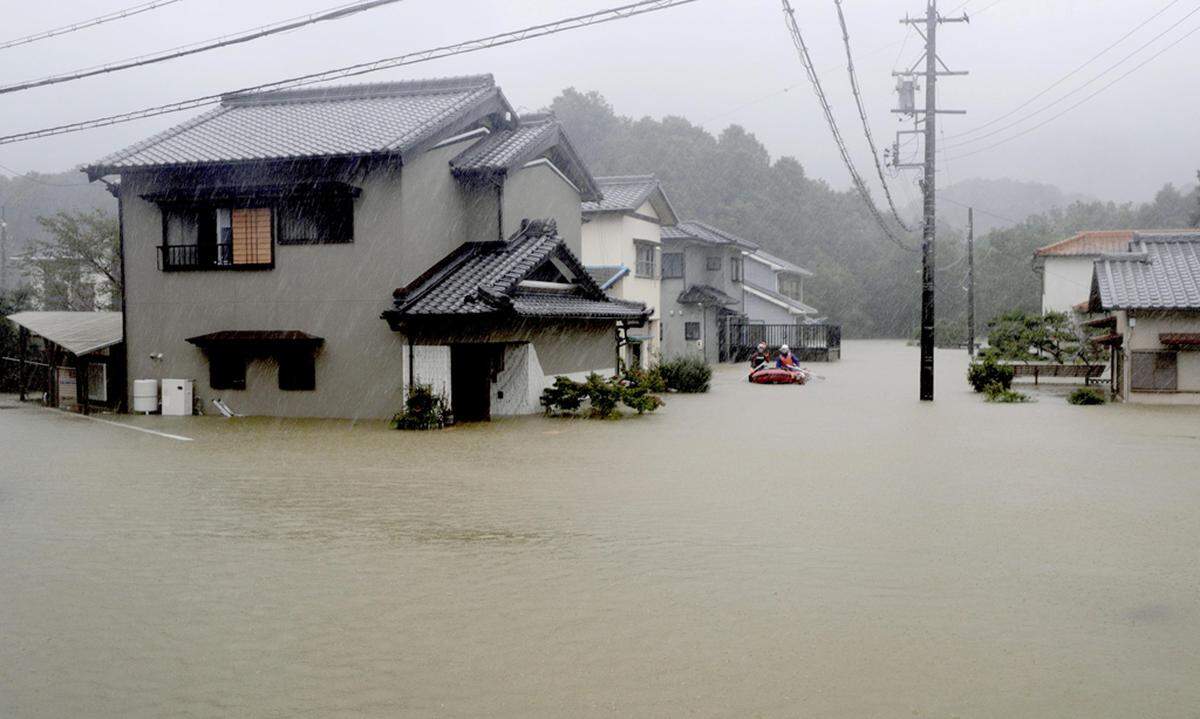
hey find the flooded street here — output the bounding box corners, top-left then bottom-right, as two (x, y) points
(2, 340), (1198, 717)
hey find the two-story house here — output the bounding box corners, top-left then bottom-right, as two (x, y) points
(580, 175), (678, 369)
(84, 75), (647, 420)
(659, 221), (756, 363)
(741, 249), (818, 325)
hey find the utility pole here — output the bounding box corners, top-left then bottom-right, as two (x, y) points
(0, 207), (7, 291)
(893, 0), (968, 401)
(967, 207), (975, 358)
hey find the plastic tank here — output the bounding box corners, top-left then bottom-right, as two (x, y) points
(132, 379), (158, 414)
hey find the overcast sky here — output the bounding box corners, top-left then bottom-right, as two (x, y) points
(0, 0), (1195, 202)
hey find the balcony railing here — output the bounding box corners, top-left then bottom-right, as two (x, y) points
(724, 322), (842, 362)
(159, 243), (273, 271)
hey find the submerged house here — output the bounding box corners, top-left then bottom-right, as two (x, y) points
(580, 175), (678, 369)
(659, 221), (756, 363)
(1088, 232), (1200, 404)
(84, 74), (643, 419)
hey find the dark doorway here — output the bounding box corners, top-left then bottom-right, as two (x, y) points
(450, 344), (498, 422)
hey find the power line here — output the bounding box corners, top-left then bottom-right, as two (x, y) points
(779, 0), (915, 252)
(0, 164), (91, 187)
(942, 2), (1200, 151)
(0, 0), (702, 148)
(0, 0), (184, 52)
(0, 0), (407, 96)
(832, 0), (912, 232)
(943, 18), (1200, 162)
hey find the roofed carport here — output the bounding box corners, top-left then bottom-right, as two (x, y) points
(5, 311), (125, 413)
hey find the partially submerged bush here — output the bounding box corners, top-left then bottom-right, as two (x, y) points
(392, 384), (451, 430)
(967, 357), (1014, 393)
(658, 357), (712, 393)
(623, 365), (667, 394)
(1067, 387), (1107, 405)
(541, 373), (664, 418)
(983, 382), (1030, 403)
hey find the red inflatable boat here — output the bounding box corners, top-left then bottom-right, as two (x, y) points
(749, 367), (808, 385)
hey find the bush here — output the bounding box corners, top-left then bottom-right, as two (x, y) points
(658, 357), (712, 393)
(540, 373), (664, 418)
(1067, 387), (1106, 405)
(967, 357), (1014, 393)
(983, 382), (1030, 403)
(623, 365), (667, 393)
(392, 384), (451, 430)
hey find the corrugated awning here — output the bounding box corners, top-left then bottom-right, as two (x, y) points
(186, 331), (324, 350)
(6, 311), (122, 356)
(1160, 333), (1200, 348)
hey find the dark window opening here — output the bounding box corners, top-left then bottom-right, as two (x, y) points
(706, 256), (722, 272)
(685, 322), (701, 341)
(635, 241), (657, 278)
(662, 252), (684, 279)
(1131, 351), (1177, 391)
(277, 197), (354, 245)
(278, 353), (316, 391)
(161, 206), (273, 270)
(210, 353), (247, 390)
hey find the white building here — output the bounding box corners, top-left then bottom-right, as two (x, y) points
(581, 175), (678, 369)
(742, 249), (819, 325)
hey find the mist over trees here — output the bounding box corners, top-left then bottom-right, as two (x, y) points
(549, 88), (1199, 338)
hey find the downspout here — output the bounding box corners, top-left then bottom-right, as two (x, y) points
(495, 176), (504, 242)
(407, 334), (415, 398)
(114, 185), (129, 413)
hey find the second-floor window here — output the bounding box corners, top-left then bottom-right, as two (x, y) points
(706, 256), (722, 272)
(730, 257), (743, 283)
(635, 241), (657, 279)
(662, 253), (684, 279)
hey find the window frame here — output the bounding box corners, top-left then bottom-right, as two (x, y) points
(730, 256), (743, 283)
(1130, 350), (1178, 392)
(661, 252), (685, 279)
(634, 240), (658, 279)
(276, 195), (355, 246)
(160, 203), (276, 272)
(684, 322), (701, 341)
(706, 256), (722, 272)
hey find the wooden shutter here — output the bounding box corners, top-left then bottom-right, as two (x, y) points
(1131, 351), (1178, 391)
(231, 208), (272, 265)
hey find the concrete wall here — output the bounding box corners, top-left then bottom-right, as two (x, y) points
(1041, 256), (1096, 314)
(659, 239), (744, 363)
(503, 161), (582, 255)
(744, 291), (794, 326)
(743, 254), (777, 290)
(119, 133), (599, 419)
(1116, 310), (1200, 404)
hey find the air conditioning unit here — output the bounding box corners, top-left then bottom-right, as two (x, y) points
(161, 379), (193, 416)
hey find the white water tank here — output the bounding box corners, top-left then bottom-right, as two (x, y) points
(132, 379), (158, 414)
(161, 379), (193, 416)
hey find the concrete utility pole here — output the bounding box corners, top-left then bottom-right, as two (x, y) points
(895, 0), (968, 401)
(967, 207), (975, 358)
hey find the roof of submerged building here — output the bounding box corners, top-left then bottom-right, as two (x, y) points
(1090, 232), (1200, 311)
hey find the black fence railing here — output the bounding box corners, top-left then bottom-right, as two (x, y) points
(159, 243), (272, 271)
(725, 323), (842, 362)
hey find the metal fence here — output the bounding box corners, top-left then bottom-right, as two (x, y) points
(725, 323), (842, 362)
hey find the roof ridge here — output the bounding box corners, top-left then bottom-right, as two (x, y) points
(222, 74), (495, 107)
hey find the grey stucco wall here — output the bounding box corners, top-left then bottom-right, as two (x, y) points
(659, 239), (745, 363)
(502, 162), (583, 255)
(744, 293), (794, 325)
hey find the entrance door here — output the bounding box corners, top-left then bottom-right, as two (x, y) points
(450, 345), (493, 422)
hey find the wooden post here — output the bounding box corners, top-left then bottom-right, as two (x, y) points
(45, 344), (56, 407)
(17, 326), (28, 402)
(76, 353), (90, 415)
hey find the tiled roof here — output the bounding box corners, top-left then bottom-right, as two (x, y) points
(449, 114), (601, 201)
(586, 265), (629, 290)
(581, 175), (679, 225)
(386, 219), (648, 322)
(1035, 229), (1196, 257)
(87, 75), (510, 174)
(744, 281), (818, 315)
(744, 249), (813, 277)
(662, 221), (759, 250)
(678, 284), (740, 306)
(1091, 233), (1200, 310)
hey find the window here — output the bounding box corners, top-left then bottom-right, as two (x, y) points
(210, 353), (247, 390)
(277, 197), (354, 245)
(780, 277), (803, 301)
(87, 363), (107, 402)
(730, 257), (743, 283)
(662, 252), (684, 279)
(706, 256), (722, 272)
(635, 241), (657, 278)
(160, 206), (273, 270)
(685, 322), (701, 341)
(1131, 351), (1177, 391)
(278, 353), (316, 391)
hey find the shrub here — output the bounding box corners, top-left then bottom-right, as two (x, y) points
(540, 376), (588, 415)
(621, 384), (665, 415)
(983, 382), (1030, 403)
(392, 384), (451, 430)
(584, 373), (623, 418)
(623, 365), (667, 393)
(658, 357), (712, 393)
(967, 357), (1014, 393)
(1067, 387), (1106, 405)
(540, 373), (664, 418)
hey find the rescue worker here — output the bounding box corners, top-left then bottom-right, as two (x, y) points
(749, 341), (771, 371)
(776, 344), (801, 372)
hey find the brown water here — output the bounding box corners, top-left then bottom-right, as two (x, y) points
(2, 341), (1198, 717)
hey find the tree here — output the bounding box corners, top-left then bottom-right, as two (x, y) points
(0, 286), (35, 392)
(29, 209), (121, 311)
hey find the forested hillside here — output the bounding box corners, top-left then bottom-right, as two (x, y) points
(549, 88), (1199, 337)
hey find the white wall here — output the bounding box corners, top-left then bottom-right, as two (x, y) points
(1041, 256), (1096, 314)
(1117, 311), (1200, 404)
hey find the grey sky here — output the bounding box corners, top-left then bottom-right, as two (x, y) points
(0, 0), (1195, 202)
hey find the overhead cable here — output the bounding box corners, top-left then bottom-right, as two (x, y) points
(0, 0), (184, 51)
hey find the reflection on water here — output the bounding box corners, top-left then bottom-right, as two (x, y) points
(2, 341), (1198, 717)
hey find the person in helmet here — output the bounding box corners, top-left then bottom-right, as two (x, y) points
(775, 344), (801, 372)
(749, 341), (771, 371)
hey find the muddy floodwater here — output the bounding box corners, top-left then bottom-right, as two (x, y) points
(2, 341), (1198, 717)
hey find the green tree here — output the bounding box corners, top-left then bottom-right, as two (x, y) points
(0, 286), (35, 391)
(29, 209), (121, 310)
